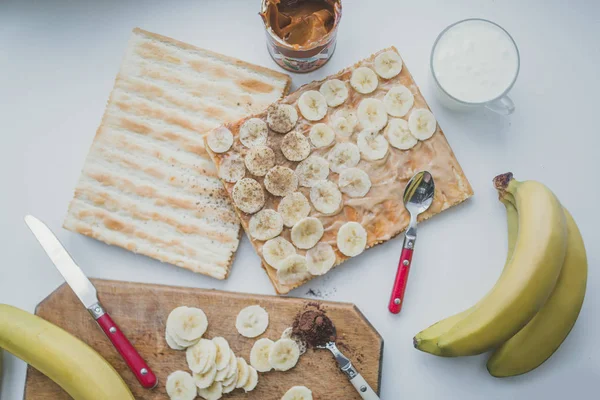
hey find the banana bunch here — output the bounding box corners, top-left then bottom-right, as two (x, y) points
(414, 173), (588, 377)
(0, 304), (134, 399)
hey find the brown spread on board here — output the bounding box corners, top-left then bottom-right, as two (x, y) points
(261, 0), (339, 48)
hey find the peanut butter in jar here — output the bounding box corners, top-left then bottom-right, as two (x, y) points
(260, 0), (342, 73)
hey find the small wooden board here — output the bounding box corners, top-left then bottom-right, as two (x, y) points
(24, 279), (383, 399)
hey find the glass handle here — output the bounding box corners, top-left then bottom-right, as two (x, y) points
(485, 95), (515, 115)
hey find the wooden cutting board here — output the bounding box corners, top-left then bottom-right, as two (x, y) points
(24, 279), (383, 399)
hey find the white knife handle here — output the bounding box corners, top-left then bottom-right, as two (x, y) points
(350, 372), (380, 400)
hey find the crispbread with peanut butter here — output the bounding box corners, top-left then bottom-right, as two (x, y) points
(64, 28), (291, 279)
(205, 47), (473, 293)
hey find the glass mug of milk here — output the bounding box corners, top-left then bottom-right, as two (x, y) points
(430, 19), (520, 115)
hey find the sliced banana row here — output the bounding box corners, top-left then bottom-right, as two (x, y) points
(250, 337), (301, 373)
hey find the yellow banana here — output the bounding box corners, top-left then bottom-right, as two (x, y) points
(413, 198), (519, 355)
(0, 304), (134, 400)
(487, 209), (587, 377)
(436, 174), (567, 356)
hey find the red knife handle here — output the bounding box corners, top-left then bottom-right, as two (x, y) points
(94, 310), (158, 389)
(388, 246), (414, 314)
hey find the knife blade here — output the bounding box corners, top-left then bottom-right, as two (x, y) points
(25, 215), (157, 389)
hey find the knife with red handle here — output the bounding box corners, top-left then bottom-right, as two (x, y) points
(25, 215), (158, 389)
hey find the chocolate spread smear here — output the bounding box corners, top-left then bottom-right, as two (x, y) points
(292, 303), (336, 347)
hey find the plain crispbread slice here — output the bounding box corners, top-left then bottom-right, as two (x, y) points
(64, 28), (290, 279)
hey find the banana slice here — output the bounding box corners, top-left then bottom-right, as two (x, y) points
(338, 167), (371, 197)
(310, 180), (342, 215)
(281, 131), (311, 161)
(165, 330), (185, 350)
(197, 381), (223, 400)
(215, 349), (235, 382)
(327, 142), (360, 173)
(232, 178), (265, 214)
(408, 108), (437, 140)
(296, 156), (330, 187)
(239, 118), (268, 148)
(385, 118), (418, 150)
(212, 337), (231, 371)
(350, 66), (379, 94)
(235, 357), (250, 389)
(267, 104), (298, 134)
(250, 338), (274, 372)
(278, 192), (311, 227)
(194, 363), (217, 390)
(306, 243), (336, 275)
(282, 386), (313, 400)
(166, 370), (197, 400)
(335, 109), (358, 131)
(384, 85), (414, 117)
(236, 305), (269, 338)
(244, 145), (275, 176)
(319, 79), (348, 107)
(374, 50), (403, 79)
(249, 209), (284, 241)
(167, 306), (208, 343)
(277, 255), (311, 285)
(332, 117), (354, 137)
(357, 98), (388, 131)
(224, 350), (238, 379)
(297, 90), (328, 121)
(291, 218), (324, 249)
(222, 375), (237, 394)
(337, 221), (367, 257)
(269, 338), (300, 372)
(264, 166), (298, 197)
(309, 123), (335, 148)
(357, 129), (389, 161)
(206, 127), (233, 154)
(187, 338), (217, 374)
(218, 153), (246, 183)
(243, 367), (258, 392)
(263, 237), (296, 269)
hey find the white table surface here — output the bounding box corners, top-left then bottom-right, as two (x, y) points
(1, 0), (599, 398)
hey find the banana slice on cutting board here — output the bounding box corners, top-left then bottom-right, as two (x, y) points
(357, 98), (388, 131)
(350, 66), (378, 94)
(235, 357), (250, 389)
(408, 108), (437, 140)
(218, 153), (246, 183)
(282, 386), (314, 400)
(306, 243), (336, 275)
(236, 305), (269, 338)
(309, 123), (335, 148)
(282, 131), (311, 161)
(277, 255), (311, 284)
(212, 337), (231, 371)
(166, 306), (208, 345)
(385, 118), (418, 150)
(291, 217), (324, 249)
(269, 338), (300, 371)
(197, 381), (223, 400)
(249, 209), (284, 241)
(263, 237), (297, 269)
(332, 116), (354, 137)
(297, 90), (328, 121)
(194, 363), (217, 390)
(296, 156), (330, 187)
(327, 142), (360, 173)
(187, 338), (217, 374)
(165, 330), (186, 350)
(224, 350), (238, 380)
(268, 104), (298, 134)
(264, 166), (298, 197)
(278, 192), (311, 228)
(243, 366), (259, 392)
(244, 145), (275, 176)
(232, 178), (265, 214)
(320, 79), (348, 107)
(357, 129), (389, 161)
(239, 118), (268, 148)
(310, 180), (342, 215)
(374, 50), (403, 79)
(338, 167), (372, 198)
(166, 370), (197, 400)
(337, 221), (368, 257)
(215, 349), (236, 382)
(250, 338), (274, 372)
(384, 85), (414, 117)
(206, 127), (234, 154)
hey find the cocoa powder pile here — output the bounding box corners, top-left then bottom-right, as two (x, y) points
(292, 304), (336, 347)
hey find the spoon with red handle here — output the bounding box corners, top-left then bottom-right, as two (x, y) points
(388, 171), (435, 314)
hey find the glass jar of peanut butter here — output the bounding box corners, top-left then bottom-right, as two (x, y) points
(260, 0), (342, 73)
